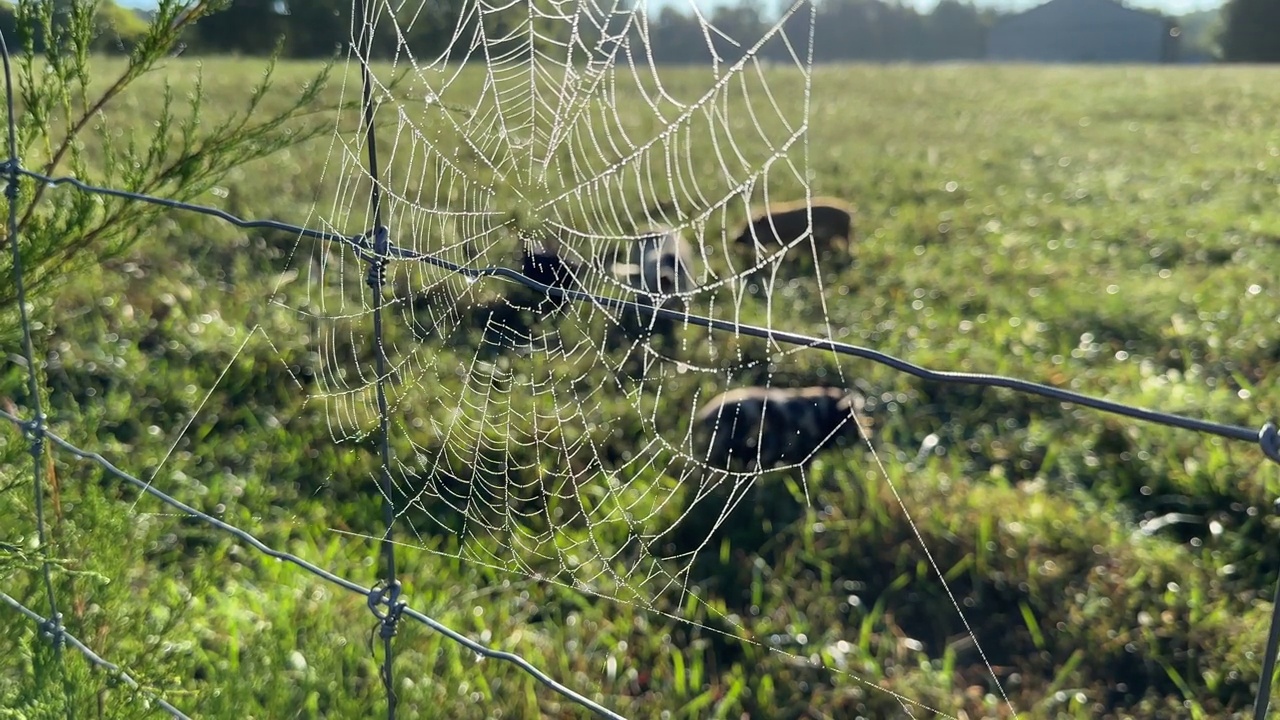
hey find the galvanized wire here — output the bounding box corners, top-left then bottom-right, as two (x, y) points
(1, 27), (70, 719)
(0, 591), (193, 719)
(0, 408), (630, 720)
(7, 164), (1271, 449)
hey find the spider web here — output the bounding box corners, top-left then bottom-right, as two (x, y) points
(269, 0), (1010, 714)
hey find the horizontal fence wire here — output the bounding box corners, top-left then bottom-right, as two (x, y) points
(5, 22), (1280, 720)
(0, 408), (630, 720)
(10, 164), (1278, 452)
(0, 591), (193, 720)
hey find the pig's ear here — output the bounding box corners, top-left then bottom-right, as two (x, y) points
(837, 391), (866, 413)
(841, 393), (875, 439)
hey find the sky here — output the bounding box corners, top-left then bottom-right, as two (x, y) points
(113, 0), (1226, 16)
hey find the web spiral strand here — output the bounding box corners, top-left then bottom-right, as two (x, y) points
(318, 9), (1280, 715)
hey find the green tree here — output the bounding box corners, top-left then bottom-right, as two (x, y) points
(275, 0), (346, 57)
(1219, 0), (1280, 62)
(87, 0), (149, 52)
(0, 0), (351, 710)
(1178, 8), (1223, 60)
(0, 0), (148, 54)
(183, 0), (554, 60)
(0, 0), (340, 319)
(184, 0), (291, 55)
(924, 0), (987, 60)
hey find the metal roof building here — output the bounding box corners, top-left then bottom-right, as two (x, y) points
(987, 0), (1180, 63)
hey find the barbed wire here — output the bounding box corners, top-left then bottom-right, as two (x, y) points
(0, 591), (193, 719)
(4, 11), (1280, 720)
(9, 164), (1277, 453)
(1, 26), (69, 720)
(0, 408), (630, 720)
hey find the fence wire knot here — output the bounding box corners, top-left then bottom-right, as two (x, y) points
(38, 612), (65, 648)
(363, 225), (390, 291)
(22, 416), (44, 447)
(1260, 423), (1280, 466)
(367, 579), (406, 640)
(2, 160), (16, 199)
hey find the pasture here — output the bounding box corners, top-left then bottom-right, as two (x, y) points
(2, 57), (1280, 719)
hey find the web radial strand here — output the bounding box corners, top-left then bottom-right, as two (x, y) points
(272, 0), (1007, 710)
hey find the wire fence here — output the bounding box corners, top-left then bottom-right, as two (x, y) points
(3, 8), (1280, 720)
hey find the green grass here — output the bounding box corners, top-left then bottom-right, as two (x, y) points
(3, 58), (1280, 719)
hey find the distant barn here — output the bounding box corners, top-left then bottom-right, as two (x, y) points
(987, 0), (1180, 64)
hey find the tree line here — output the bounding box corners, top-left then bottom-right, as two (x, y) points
(2, 0), (1279, 63)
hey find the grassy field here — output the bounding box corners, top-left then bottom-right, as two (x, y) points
(2, 56), (1280, 719)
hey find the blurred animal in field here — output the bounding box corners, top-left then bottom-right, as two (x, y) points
(517, 240), (583, 316)
(611, 225), (697, 342)
(733, 196), (855, 256)
(402, 235), (580, 356)
(652, 384), (873, 574)
(691, 385), (871, 474)
(612, 224), (697, 297)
